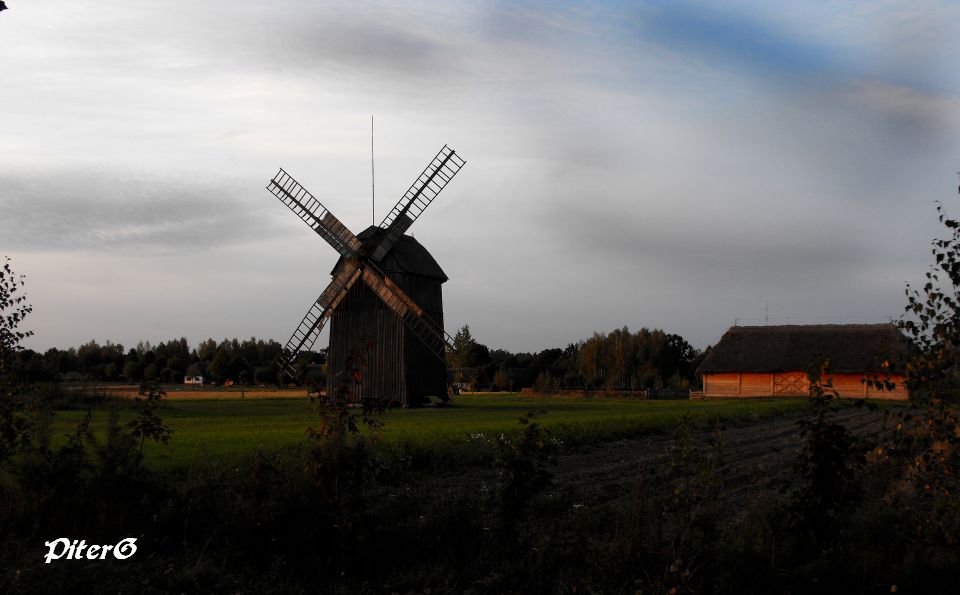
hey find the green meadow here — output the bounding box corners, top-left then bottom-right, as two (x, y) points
(50, 393), (812, 469)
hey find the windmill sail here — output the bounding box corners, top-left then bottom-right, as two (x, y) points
(361, 264), (455, 363)
(267, 169), (363, 257)
(370, 145), (465, 262)
(276, 261), (363, 376)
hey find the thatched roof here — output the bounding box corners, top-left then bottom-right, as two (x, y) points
(331, 226), (448, 282)
(696, 324), (909, 375)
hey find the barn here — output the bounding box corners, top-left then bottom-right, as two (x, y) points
(328, 225), (448, 406)
(696, 324), (909, 399)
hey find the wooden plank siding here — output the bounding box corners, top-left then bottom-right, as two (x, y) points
(395, 273), (448, 402)
(741, 373), (773, 396)
(328, 280), (406, 403)
(702, 372), (908, 400)
(328, 270), (447, 406)
(866, 376), (908, 399)
(702, 373), (740, 396)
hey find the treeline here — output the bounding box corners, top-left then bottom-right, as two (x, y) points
(13, 337), (312, 386)
(449, 325), (703, 391)
(15, 325), (703, 390)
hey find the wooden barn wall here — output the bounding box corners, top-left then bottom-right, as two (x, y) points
(328, 271), (447, 405)
(829, 373), (908, 400)
(703, 373), (740, 396)
(865, 374), (908, 399)
(825, 374), (867, 398)
(774, 372), (808, 396)
(702, 372), (908, 400)
(740, 373), (773, 396)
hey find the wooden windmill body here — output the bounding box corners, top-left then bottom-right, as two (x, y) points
(265, 146), (465, 406)
(328, 227), (448, 405)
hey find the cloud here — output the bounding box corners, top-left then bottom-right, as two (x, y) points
(0, 169), (285, 254)
(843, 80), (960, 143)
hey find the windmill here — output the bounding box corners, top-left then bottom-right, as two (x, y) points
(266, 145), (466, 406)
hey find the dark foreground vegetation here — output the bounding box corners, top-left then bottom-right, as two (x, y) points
(2, 381), (960, 594)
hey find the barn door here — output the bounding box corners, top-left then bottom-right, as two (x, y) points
(774, 372), (807, 396)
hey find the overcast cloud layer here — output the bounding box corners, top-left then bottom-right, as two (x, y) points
(3, 1), (960, 352)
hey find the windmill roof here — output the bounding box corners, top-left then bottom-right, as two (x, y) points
(331, 226), (448, 281)
(696, 324), (909, 375)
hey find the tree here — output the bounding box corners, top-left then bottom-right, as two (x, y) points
(451, 325), (474, 363)
(901, 200), (960, 402)
(143, 363), (159, 381)
(208, 350), (232, 383)
(127, 381), (172, 456)
(44, 347), (77, 376)
(104, 361), (120, 380)
(790, 360), (866, 547)
(450, 324), (477, 383)
(493, 367), (509, 391)
(99, 341), (124, 367)
(887, 194), (960, 544)
(166, 355), (186, 381)
(0, 257), (34, 463)
(196, 338), (217, 362)
(229, 355), (249, 382)
(253, 366), (274, 387)
(122, 360), (141, 383)
(77, 339), (102, 370)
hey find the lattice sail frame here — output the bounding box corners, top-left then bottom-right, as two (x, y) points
(370, 145), (466, 261)
(267, 146), (465, 378)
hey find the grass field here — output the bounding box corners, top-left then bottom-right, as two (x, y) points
(49, 392), (814, 469)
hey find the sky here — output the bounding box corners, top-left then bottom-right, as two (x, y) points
(3, 0), (960, 353)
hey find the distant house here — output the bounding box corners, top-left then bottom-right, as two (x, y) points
(696, 324), (909, 399)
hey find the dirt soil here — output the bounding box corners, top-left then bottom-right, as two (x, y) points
(408, 406), (890, 511)
(552, 406), (886, 506)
